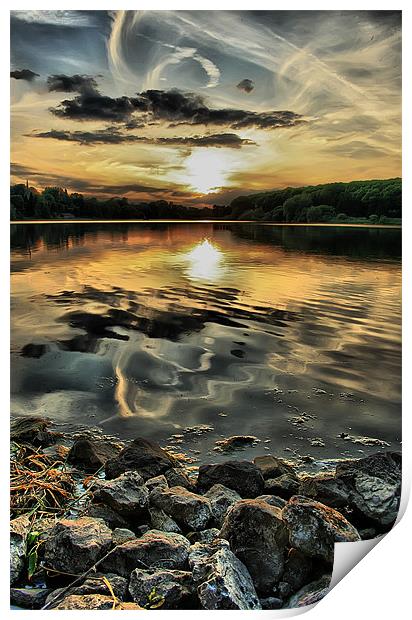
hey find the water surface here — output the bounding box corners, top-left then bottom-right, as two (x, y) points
(11, 222), (401, 464)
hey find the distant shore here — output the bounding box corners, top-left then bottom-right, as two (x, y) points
(10, 219), (402, 228)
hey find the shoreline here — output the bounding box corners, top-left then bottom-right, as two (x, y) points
(10, 416), (402, 610)
(10, 219), (402, 228)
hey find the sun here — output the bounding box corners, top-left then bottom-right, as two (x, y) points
(184, 149), (236, 194)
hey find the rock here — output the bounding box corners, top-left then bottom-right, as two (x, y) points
(213, 435), (260, 453)
(299, 474), (350, 509)
(83, 503), (131, 531)
(220, 499), (289, 592)
(277, 581), (292, 597)
(189, 539), (261, 610)
(282, 548), (313, 593)
(197, 461), (264, 498)
(150, 486), (212, 531)
(335, 452), (401, 526)
(358, 527), (378, 540)
(55, 594), (142, 610)
(101, 530), (191, 576)
(129, 568), (194, 609)
(145, 475), (168, 492)
(255, 495), (287, 509)
(68, 439), (121, 471)
(264, 475), (301, 499)
(112, 528), (136, 545)
(282, 496), (360, 563)
(10, 587), (51, 609)
(204, 484), (242, 527)
(44, 517), (113, 574)
(165, 468), (195, 490)
(254, 455), (297, 480)
(149, 507), (182, 533)
(284, 575), (331, 608)
(92, 471), (149, 518)
(11, 416), (57, 447)
(187, 529), (220, 544)
(72, 573), (128, 600)
(260, 596), (283, 609)
(10, 515), (30, 585)
(105, 437), (179, 480)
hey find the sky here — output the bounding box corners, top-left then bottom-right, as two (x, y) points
(10, 10), (401, 206)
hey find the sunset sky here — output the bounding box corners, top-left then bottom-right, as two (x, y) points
(10, 10), (401, 206)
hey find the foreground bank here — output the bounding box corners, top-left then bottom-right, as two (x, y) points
(10, 417), (402, 610)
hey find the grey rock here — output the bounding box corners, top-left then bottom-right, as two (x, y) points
(264, 475), (300, 499)
(220, 499), (289, 593)
(112, 528), (136, 545)
(145, 475), (168, 493)
(188, 528), (220, 544)
(335, 452), (401, 526)
(255, 494), (287, 509)
(282, 548), (313, 593)
(284, 575), (331, 608)
(72, 572), (128, 600)
(149, 507), (182, 533)
(260, 596), (283, 609)
(10, 587), (51, 609)
(68, 439), (121, 471)
(105, 437), (179, 480)
(204, 484), (242, 527)
(101, 529), (191, 576)
(92, 471), (148, 518)
(10, 515), (30, 585)
(54, 594), (142, 609)
(129, 568), (194, 609)
(82, 503), (130, 531)
(150, 486), (212, 531)
(299, 474), (350, 509)
(197, 461), (264, 498)
(165, 468), (195, 490)
(189, 539), (261, 610)
(254, 455), (297, 480)
(282, 496), (360, 563)
(11, 416), (58, 447)
(44, 517), (113, 574)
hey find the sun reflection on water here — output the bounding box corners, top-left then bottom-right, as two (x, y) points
(183, 238), (226, 282)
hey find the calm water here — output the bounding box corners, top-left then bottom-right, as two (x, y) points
(10, 222), (401, 465)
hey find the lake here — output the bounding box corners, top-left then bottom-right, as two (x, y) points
(10, 222), (401, 466)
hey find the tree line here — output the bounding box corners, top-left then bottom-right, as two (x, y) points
(10, 177), (401, 223)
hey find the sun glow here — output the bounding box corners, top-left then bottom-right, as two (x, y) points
(184, 149), (236, 194)
(183, 239), (225, 281)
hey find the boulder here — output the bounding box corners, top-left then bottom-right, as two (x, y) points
(11, 417), (57, 447)
(129, 568), (194, 609)
(105, 437), (179, 480)
(335, 452), (401, 526)
(219, 499), (289, 592)
(189, 539), (261, 610)
(112, 528), (136, 545)
(283, 575), (331, 608)
(264, 475), (301, 499)
(255, 494), (287, 509)
(54, 594), (142, 610)
(165, 468), (195, 490)
(68, 439), (121, 471)
(197, 461), (264, 498)
(282, 496), (360, 563)
(149, 507), (182, 533)
(71, 573), (128, 600)
(254, 455), (297, 480)
(101, 530), (191, 576)
(204, 484), (242, 527)
(10, 587), (51, 609)
(259, 596), (283, 609)
(44, 517), (113, 574)
(145, 475), (169, 493)
(281, 548), (313, 593)
(82, 503), (131, 531)
(150, 486), (212, 531)
(10, 515), (30, 585)
(299, 474), (350, 509)
(92, 471), (149, 518)
(187, 528), (220, 544)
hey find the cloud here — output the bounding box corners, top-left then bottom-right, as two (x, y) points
(237, 79), (254, 93)
(50, 88), (305, 130)
(28, 128), (256, 148)
(10, 69), (39, 81)
(47, 74), (99, 94)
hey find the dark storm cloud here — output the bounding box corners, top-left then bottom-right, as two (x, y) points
(237, 79), (255, 93)
(10, 69), (39, 81)
(50, 88), (305, 130)
(29, 128), (256, 148)
(47, 74), (99, 94)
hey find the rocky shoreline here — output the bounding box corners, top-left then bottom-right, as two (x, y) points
(10, 416), (402, 610)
